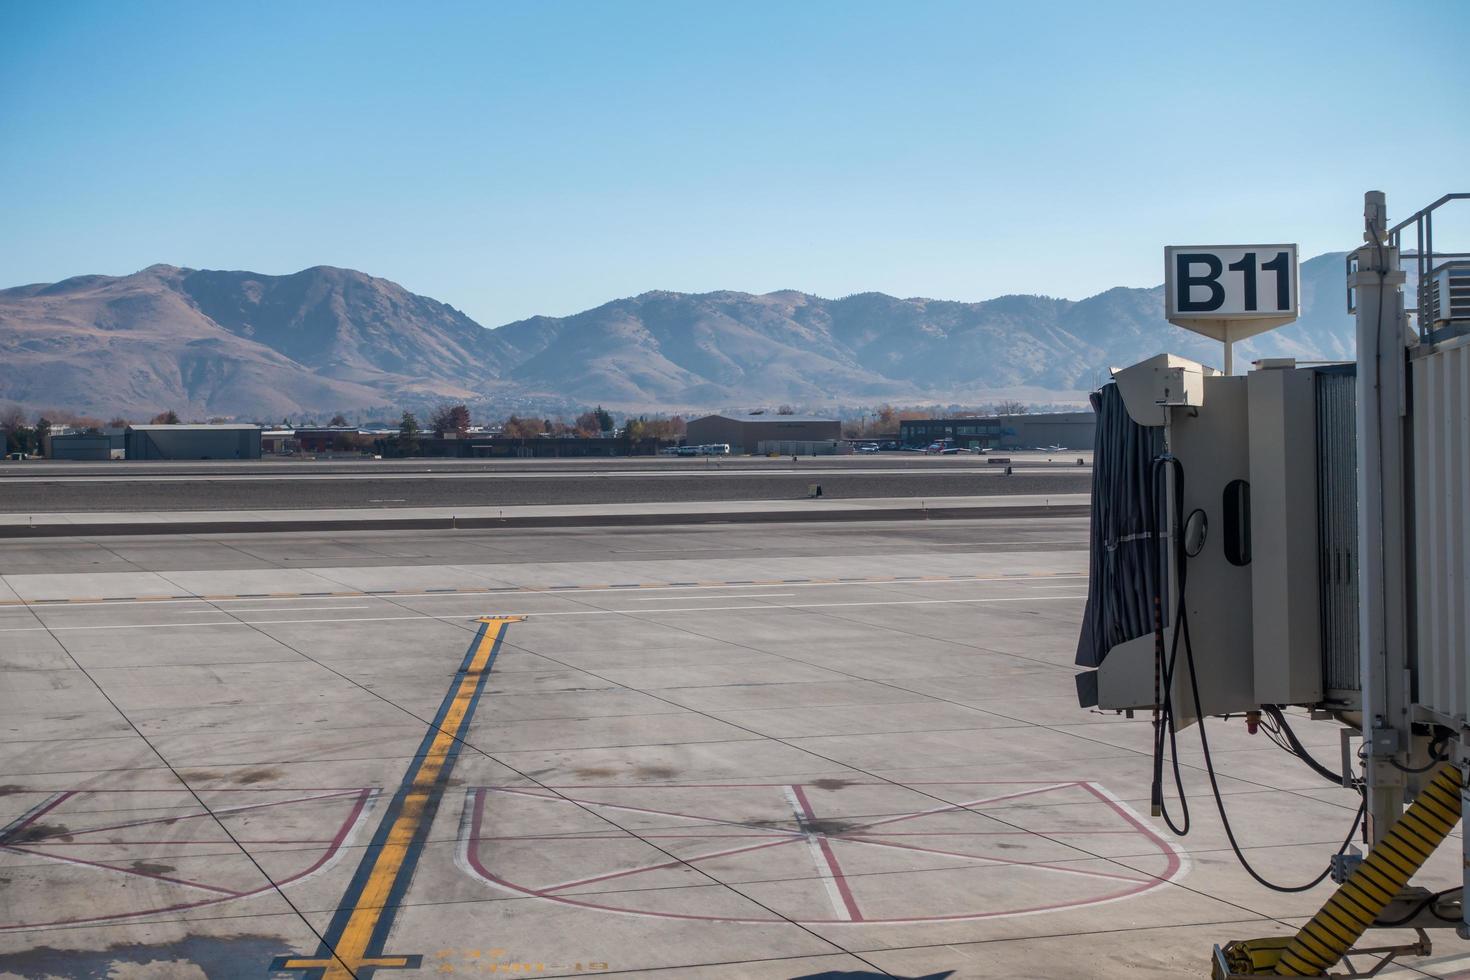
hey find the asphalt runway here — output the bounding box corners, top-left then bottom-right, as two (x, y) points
(0, 515), (1423, 979)
(0, 518), (1091, 575)
(4, 453), (1091, 479)
(0, 458), (1093, 513)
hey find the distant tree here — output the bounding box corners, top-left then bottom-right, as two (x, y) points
(150, 409), (181, 425)
(1, 405), (27, 435)
(46, 410), (102, 429)
(594, 406), (614, 432)
(500, 415), (542, 439)
(430, 403), (471, 437)
(573, 410), (602, 437)
(777, 405), (796, 415)
(1, 406), (33, 455)
(33, 416), (52, 454)
(993, 400), (1029, 416)
(651, 416), (685, 440)
(329, 413), (349, 427)
(107, 416), (130, 429)
(4, 426), (37, 456)
(397, 411), (421, 455)
(207, 416), (229, 424)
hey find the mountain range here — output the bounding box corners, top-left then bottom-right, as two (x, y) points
(0, 254), (1355, 419)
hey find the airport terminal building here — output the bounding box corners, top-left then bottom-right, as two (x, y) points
(899, 410), (1094, 450)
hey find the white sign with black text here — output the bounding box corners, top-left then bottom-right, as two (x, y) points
(1164, 244), (1299, 322)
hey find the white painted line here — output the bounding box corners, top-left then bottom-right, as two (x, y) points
(784, 785), (852, 921)
(628, 593), (795, 601)
(4, 574), (1088, 609)
(0, 594), (1086, 631)
(179, 605), (373, 614)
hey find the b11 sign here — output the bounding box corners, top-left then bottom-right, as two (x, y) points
(1165, 245), (1299, 322)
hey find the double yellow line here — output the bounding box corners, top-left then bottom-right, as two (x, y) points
(273, 616), (522, 979)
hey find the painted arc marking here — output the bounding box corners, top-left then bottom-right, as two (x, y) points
(0, 789), (375, 931)
(271, 615), (521, 980)
(460, 780), (1185, 925)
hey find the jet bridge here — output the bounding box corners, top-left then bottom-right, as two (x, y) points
(1074, 192), (1470, 977)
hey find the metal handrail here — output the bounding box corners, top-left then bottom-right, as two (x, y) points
(1382, 193), (1470, 338)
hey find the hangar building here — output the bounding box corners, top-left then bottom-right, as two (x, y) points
(47, 427), (127, 460)
(685, 413), (842, 455)
(125, 424), (263, 460)
(899, 411), (1095, 450)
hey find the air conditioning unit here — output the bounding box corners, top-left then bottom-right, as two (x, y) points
(1428, 262), (1470, 326)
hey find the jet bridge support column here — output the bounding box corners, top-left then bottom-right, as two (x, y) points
(1354, 190), (1413, 844)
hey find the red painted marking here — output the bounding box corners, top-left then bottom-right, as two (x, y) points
(0, 791), (75, 840)
(846, 782), (1077, 833)
(461, 781), (1186, 925)
(0, 787), (374, 931)
(476, 833), (796, 841)
(14, 838), (338, 846)
(485, 785), (790, 833)
(789, 784), (863, 921)
(464, 788), (777, 923)
(12, 789), (368, 843)
(838, 835), (1153, 884)
(0, 787), (379, 793)
(541, 838), (801, 894)
(0, 844), (245, 896)
(1075, 781), (1183, 883)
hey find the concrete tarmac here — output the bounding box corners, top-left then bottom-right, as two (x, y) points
(0, 517), (1454, 979)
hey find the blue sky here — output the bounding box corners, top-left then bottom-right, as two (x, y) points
(2, 1), (1466, 326)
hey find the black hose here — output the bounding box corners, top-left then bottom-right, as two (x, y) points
(1178, 588), (1365, 891)
(1261, 705), (1349, 786)
(1373, 887), (1463, 927)
(1153, 452), (1365, 893)
(1149, 454), (1189, 836)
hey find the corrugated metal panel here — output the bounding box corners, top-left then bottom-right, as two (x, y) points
(1413, 338), (1470, 723)
(1316, 368), (1361, 698)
